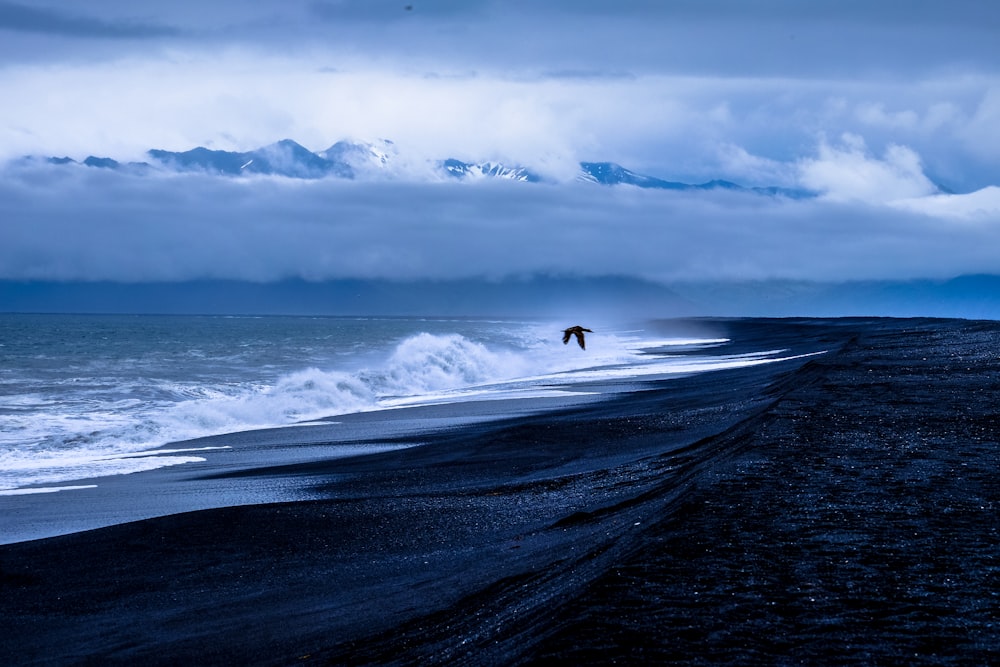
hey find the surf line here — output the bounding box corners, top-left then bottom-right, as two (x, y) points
(0, 485), (99, 496)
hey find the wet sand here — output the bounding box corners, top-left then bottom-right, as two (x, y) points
(2, 318), (999, 665)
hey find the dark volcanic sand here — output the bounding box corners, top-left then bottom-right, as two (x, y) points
(2, 318), (999, 665)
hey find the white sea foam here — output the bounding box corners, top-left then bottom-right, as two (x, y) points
(1, 329), (534, 490)
(0, 485), (98, 496)
(0, 318), (782, 492)
(0, 452), (208, 491)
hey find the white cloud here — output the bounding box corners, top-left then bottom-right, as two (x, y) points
(877, 99), (967, 137)
(958, 87), (1000, 161)
(797, 134), (938, 203)
(0, 52), (666, 172)
(714, 143), (796, 187)
(1, 41), (999, 193)
(855, 103), (920, 131)
(891, 186), (1000, 221)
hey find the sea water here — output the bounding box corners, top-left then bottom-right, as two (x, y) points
(0, 313), (807, 494)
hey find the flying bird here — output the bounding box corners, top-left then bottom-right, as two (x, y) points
(562, 326), (593, 350)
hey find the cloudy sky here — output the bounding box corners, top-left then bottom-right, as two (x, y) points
(2, 0), (1000, 293)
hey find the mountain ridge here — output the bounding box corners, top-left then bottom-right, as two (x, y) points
(11, 138), (815, 197)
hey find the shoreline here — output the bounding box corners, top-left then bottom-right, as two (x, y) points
(0, 315), (825, 545)
(0, 391), (606, 545)
(4, 318), (998, 664)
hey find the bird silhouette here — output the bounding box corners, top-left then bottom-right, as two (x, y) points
(562, 326), (593, 350)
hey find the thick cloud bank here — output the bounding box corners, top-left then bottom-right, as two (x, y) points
(3, 166), (1000, 286)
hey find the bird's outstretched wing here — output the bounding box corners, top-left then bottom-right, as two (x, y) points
(562, 326), (592, 349)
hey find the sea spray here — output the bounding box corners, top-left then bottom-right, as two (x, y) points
(0, 315), (752, 492)
(369, 333), (530, 395)
(0, 329), (544, 490)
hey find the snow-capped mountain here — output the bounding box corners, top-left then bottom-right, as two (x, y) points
(441, 159), (540, 182)
(579, 162), (691, 189)
(321, 139), (395, 175)
(579, 162), (808, 197)
(147, 139), (351, 179)
(13, 138), (813, 197)
(26, 155), (154, 172)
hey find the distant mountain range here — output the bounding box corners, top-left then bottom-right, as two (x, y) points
(577, 162), (806, 197)
(12, 138), (815, 197)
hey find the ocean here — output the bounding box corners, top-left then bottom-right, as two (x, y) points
(0, 313), (818, 496)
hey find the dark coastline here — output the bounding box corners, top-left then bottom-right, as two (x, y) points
(2, 318), (999, 665)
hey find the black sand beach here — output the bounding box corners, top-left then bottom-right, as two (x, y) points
(2, 318), (999, 665)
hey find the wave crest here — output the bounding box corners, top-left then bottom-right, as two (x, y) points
(371, 333), (526, 395)
(0, 327), (740, 491)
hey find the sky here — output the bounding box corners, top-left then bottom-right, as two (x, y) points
(2, 0), (1000, 303)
